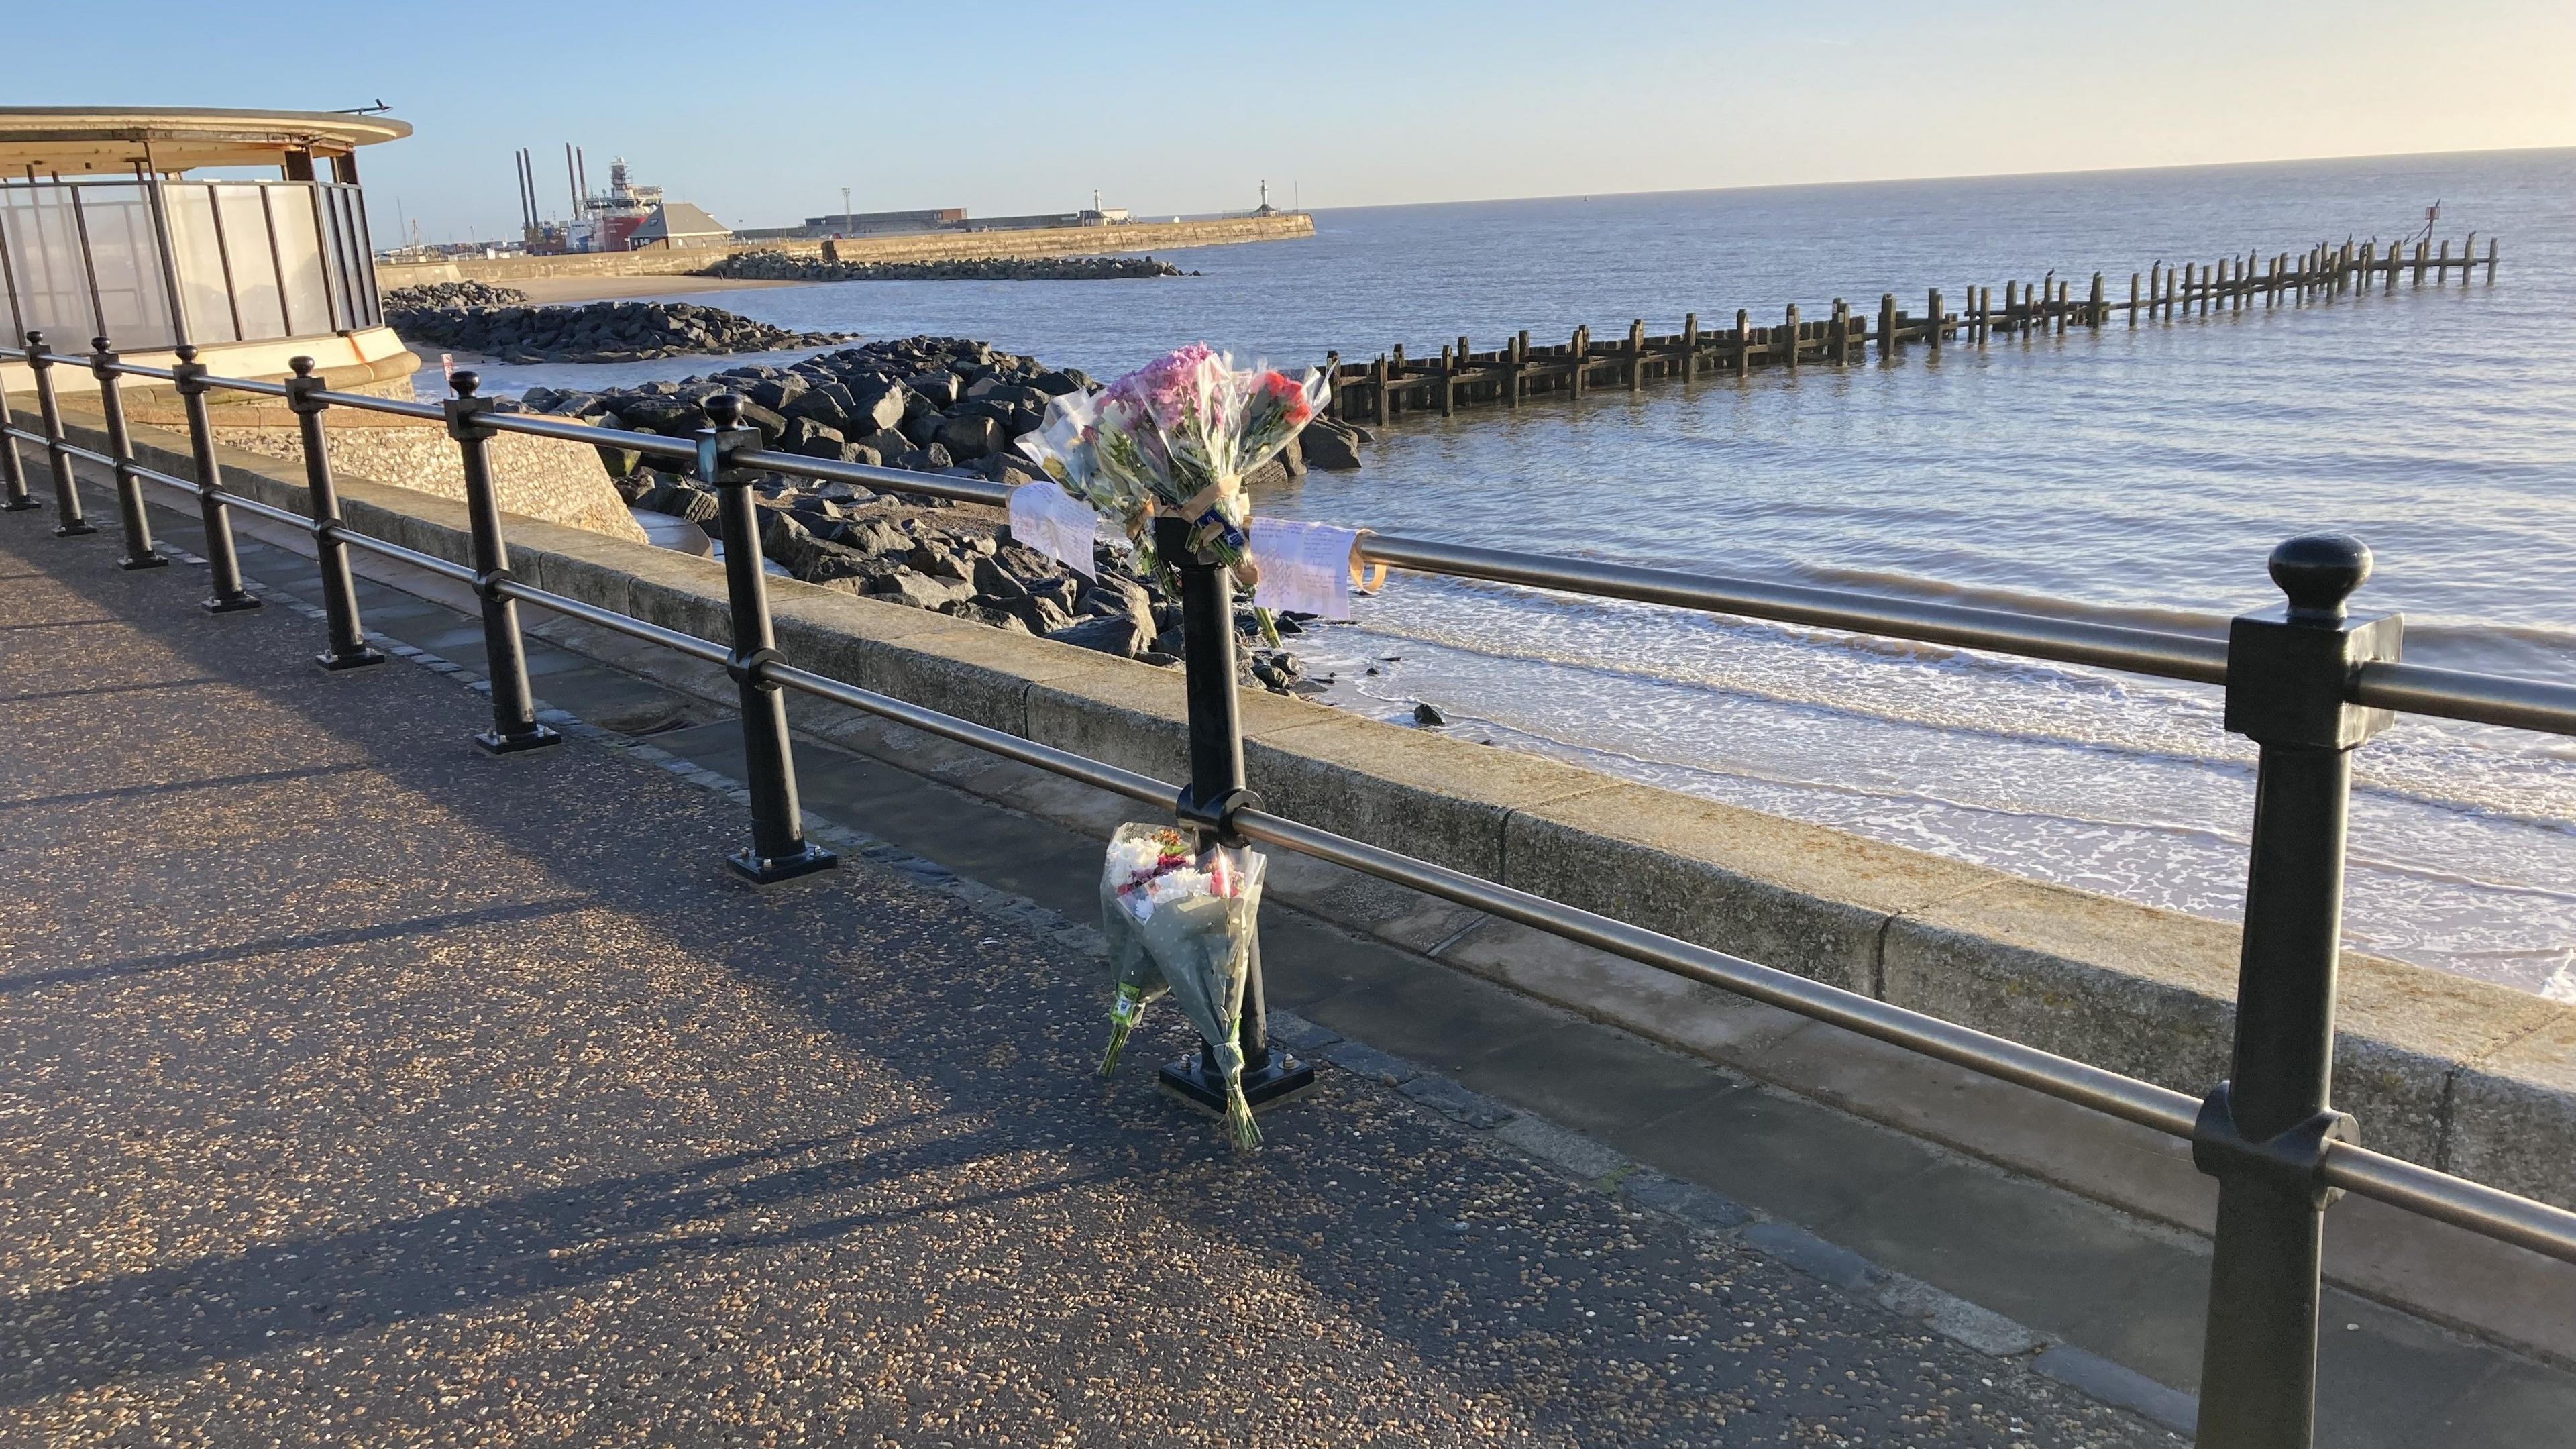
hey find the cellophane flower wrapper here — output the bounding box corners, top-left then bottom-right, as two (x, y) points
(1017, 346), (1328, 593)
(1096, 822), (1268, 1148)
(1096, 843), (1171, 1078)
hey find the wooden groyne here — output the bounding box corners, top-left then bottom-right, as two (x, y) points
(1323, 233), (2500, 425)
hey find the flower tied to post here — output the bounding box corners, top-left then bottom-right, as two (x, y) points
(1018, 345), (1327, 601)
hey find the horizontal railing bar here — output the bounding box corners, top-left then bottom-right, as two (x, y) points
(1229, 805), (2208, 1138)
(760, 659), (1175, 809)
(305, 387), (444, 422)
(332, 526), (479, 585)
(482, 409), (698, 460)
(203, 376), (292, 399)
(58, 441), (116, 468)
(217, 490), (319, 531)
(2353, 660), (2576, 737)
(2321, 1142), (2576, 1266)
(124, 460), (201, 496)
(1356, 532), (2235, 684)
(109, 362), (177, 382)
(497, 579), (731, 665)
(733, 447), (1014, 508)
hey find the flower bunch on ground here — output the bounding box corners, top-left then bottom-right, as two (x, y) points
(1095, 822), (1270, 1147)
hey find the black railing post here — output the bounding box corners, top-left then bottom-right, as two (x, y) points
(0, 345), (36, 513)
(701, 393), (837, 885)
(1152, 514), (1317, 1116)
(282, 357), (384, 670)
(442, 370), (559, 755)
(90, 339), (167, 570)
(2192, 534), (2401, 1449)
(170, 345), (258, 613)
(26, 333), (93, 537)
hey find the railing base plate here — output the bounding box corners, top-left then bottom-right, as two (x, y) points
(724, 843), (840, 888)
(119, 553), (170, 572)
(474, 723), (563, 755)
(0, 499), (40, 513)
(52, 522), (97, 537)
(201, 594), (262, 615)
(317, 647), (386, 672)
(1159, 1050), (1318, 1115)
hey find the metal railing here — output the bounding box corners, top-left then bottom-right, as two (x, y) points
(5, 330), (2575, 1448)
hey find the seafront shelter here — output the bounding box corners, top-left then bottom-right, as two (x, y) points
(0, 106), (413, 396)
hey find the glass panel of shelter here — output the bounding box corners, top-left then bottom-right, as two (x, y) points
(76, 184), (178, 351)
(211, 184), (288, 341)
(0, 186), (98, 344)
(265, 186), (331, 341)
(160, 182), (236, 344)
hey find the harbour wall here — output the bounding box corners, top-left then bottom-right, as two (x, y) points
(379, 214), (1316, 290)
(76, 413), (2576, 1364)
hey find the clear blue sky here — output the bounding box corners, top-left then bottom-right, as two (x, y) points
(13, 0), (2573, 243)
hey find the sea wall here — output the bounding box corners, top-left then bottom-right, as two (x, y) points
(378, 214), (1316, 290)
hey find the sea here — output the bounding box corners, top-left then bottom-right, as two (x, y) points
(457, 148), (2576, 996)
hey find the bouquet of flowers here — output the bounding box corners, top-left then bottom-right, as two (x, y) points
(1096, 822), (1270, 1148)
(1019, 345), (1328, 592)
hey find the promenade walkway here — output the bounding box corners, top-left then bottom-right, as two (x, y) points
(0, 511), (2183, 1444)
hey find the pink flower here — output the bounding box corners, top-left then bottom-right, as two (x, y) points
(1109, 343), (1222, 429)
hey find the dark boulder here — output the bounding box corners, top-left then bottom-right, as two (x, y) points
(971, 555), (1028, 600)
(941, 600), (1032, 634)
(743, 375), (807, 412)
(846, 380), (912, 436)
(1301, 417), (1364, 471)
(735, 397), (789, 441)
(903, 372), (961, 407)
(1046, 614), (1152, 658)
(847, 520), (907, 555)
(784, 417), (846, 455)
(985, 592), (1074, 635)
(938, 413), (1006, 462)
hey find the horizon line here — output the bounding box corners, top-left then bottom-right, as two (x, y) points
(1275, 141), (2576, 218)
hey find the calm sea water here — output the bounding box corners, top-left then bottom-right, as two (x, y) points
(468, 149), (2576, 994)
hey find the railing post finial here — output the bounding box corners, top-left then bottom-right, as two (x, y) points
(2269, 533), (2370, 625)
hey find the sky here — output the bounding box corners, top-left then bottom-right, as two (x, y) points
(11, 0), (2575, 244)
